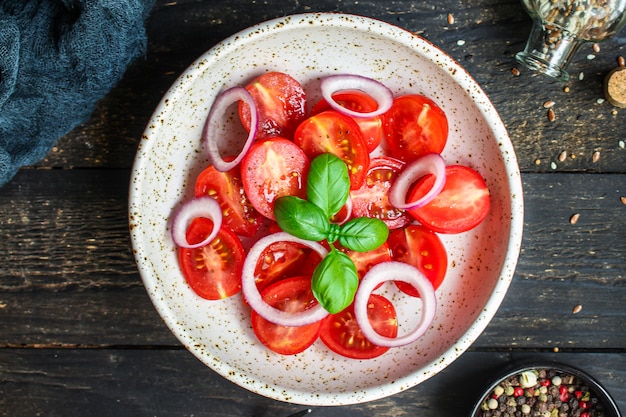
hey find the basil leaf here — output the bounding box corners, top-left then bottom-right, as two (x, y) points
(274, 196), (330, 241)
(306, 153), (350, 219)
(338, 217), (389, 252)
(311, 250), (359, 314)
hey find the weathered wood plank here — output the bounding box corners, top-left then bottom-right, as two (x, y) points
(0, 350), (623, 417)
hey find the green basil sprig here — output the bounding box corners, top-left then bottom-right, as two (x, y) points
(273, 153), (389, 314)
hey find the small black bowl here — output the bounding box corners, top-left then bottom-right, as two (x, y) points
(470, 360), (621, 417)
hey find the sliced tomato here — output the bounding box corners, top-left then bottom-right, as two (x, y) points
(337, 242), (392, 278)
(178, 217), (245, 300)
(408, 165), (490, 234)
(311, 90), (383, 152)
(383, 94), (448, 163)
(240, 137), (310, 220)
(239, 71), (306, 140)
(387, 225), (447, 297)
(350, 156), (412, 229)
(254, 241), (323, 292)
(251, 276), (322, 355)
(194, 163), (264, 237)
(320, 294), (397, 359)
(293, 110), (369, 189)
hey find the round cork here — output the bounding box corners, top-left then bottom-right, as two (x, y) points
(604, 65), (626, 108)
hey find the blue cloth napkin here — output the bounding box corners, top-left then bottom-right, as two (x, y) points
(0, 0), (154, 187)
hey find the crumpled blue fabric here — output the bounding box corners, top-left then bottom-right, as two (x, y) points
(0, 0), (154, 187)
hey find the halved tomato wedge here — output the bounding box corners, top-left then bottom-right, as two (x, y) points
(239, 71), (307, 140)
(350, 156), (412, 229)
(311, 90), (383, 152)
(408, 165), (491, 234)
(387, 225), (447, 297)
(383, 94), (448, 163)
(240, 137), (310, 220)
(293, 110), (369, 189)
(319, 294), (397, 359)
(251, 276), (322, 355)
(194, 162), (263, 237)
(178, 217), (245, 300)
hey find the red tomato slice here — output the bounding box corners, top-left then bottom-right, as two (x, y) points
(178, 217), (245, 300)
(408, 165), (491, 234)
(383, 94), (448, 163)
(337, 242), (392, 278)
(254, 241), (323, 292)
(350, 156), (413, 229)
(293, 110), (369, 189)
(239, 71), (307, 140)
(320, 294), (397, 359)
(251, 276), (322, 355)
(194, 163), (264, 237)
(311, 90), (383, 152)
(387, 225), (447, 297)
(240, 138), (310, 220)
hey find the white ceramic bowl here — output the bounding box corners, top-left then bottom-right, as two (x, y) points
(129, 13), (524, 406)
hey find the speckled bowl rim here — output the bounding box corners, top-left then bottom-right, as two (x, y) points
(129, 12), (525, 405)
(469, 360), (622, 417)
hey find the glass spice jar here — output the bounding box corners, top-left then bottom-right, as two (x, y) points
(516, 0), (626, 81)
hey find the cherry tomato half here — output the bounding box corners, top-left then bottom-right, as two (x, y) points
(294, 110), (369, 189)
(241, 137), (310, 220)
(178, 217), (245, 300)
(251, 276), (322, 355)
(320, 294), (397, 359)
(387, 225), (447, 297)
(239, 71), (307, 140)
(350, 156), (412, 229)
(408, 165), (491, 234)
(194, 163), (264, 237)
(254, 240), (322, 292)
(383, 94), (448, 163)
(311, 90), (384, 152)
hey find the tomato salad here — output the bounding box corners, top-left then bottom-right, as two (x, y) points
(170, 71), (491, 359)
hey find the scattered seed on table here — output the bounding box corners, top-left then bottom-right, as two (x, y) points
(597, 97), (605, 104)
(593, 151), (600, 162)
(535, 158), (541, 165)
(573, 304), (583, 314)
(512, 67), (520, 76)
(579, 72), (585, 80)
(447, 13), (454, 24)
(619, 56), (626, 67)
(621, 196), (626, 205)
(553, 346), (559, 352)
(457, 39), (465, 46)
(558, 150), (567, 161)
(619, 140), (625, 148)
(550, 161), (557, 169)
(570, 213), (580, 224)
(547, 108), (556, 121)
(564, 86), (570, 93)
(543, 100), (555, 108)
(587, 54), (596, 60)
(593, 43), (601, 53)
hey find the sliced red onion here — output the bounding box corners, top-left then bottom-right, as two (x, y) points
(354, 261), (436, 348)
(389, 153), (446, 210)
(320, 74), (393, 118)
(204, 86), (258, 172)
(171, 196), (222, 248)
(242, 232), (329, 327)
(330, 195), (353, 225)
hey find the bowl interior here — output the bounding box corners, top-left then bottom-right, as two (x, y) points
(129, 13), (524, 405)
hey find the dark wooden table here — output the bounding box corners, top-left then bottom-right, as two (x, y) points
(1, 1), (625, 416)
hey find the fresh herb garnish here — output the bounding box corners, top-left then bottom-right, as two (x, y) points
(274, 153), (389, 314)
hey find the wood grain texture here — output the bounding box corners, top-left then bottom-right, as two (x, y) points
(0, 350), (624, 417)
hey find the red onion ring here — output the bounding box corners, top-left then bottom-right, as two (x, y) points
(330, 195), (353, 225)
(171, 196), (223, 248)
(204, 87), (258, 172)
(242, 232), (329, 327)
(320, 74), (393, 118)
(389, 153), (446, 210)
(354, 261), (436, 348)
